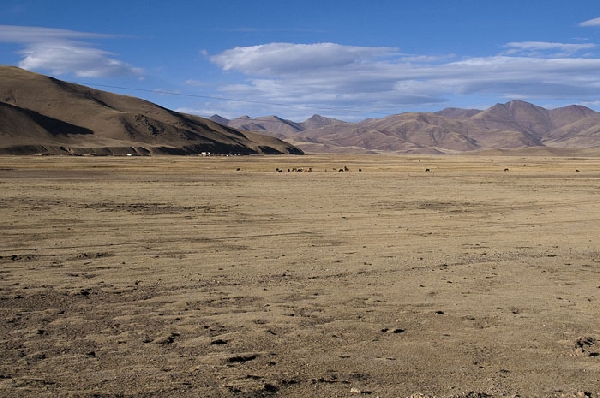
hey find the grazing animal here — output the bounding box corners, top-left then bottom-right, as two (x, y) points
(576, 169), (580, 172)
(504, 168), (509, 172)
(425, 168), (430, 172)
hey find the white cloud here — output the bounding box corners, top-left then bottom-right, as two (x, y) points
(0, 25), (142, 78)
(579, 17), (600, 27)
(18, 42), (142, 77)
(185, 79), (208, 87)
(210, 42), (398, 75)
(0, 25), (110, 43)
(504, 41), (595, 55)
(206, 42), (600, 119)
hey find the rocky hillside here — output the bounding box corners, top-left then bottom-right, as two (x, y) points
(212, 114), (347, 141)
(214, 101), (600, 154)
(0, 66), (303, 155)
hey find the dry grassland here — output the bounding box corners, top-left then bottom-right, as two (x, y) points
(1, 154), (600, 397)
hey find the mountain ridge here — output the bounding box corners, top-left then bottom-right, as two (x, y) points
(3, 65), (600, 155)
(212, 99), (600, 154)
(0, 66), (303, 155)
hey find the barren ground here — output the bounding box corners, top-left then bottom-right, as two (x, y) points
(1, 154), (599, 398)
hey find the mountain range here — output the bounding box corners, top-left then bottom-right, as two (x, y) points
(212, 101), (600, 154)
(3, 65), (600, 156)
(0, 66), (302, 156)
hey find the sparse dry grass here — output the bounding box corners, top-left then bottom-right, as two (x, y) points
(1, 154), (600, 397)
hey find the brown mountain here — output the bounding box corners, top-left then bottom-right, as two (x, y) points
(212, 114), (346, 134)
(220, 100), (600, 154)
(0, 66), (303, 155)
(299, 114), (348, 130)
(226, 115), (304, 140)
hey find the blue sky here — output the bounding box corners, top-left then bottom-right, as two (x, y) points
(1, 1), (600, 122)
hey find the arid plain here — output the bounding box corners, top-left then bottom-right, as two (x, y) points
(1, 154), (599, 398)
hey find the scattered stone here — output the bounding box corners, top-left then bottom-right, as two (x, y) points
(382, 327), (405, 333)
(30, 351), (46, 360)
(450, 392), (492, 398)
(154, 332), (180, 345)
(210, 338), (228, 345)
(263, 383), (279, 393)
(574, 336), (598, 356)
(227, 354), (257, 363)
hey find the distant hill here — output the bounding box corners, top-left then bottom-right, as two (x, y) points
(214, 101), (600, 154)
(211, 114), (348, 142)
(211, 114), (347, 140)
(0, 66), (303, 155)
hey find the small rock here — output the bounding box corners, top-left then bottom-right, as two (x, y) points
(227, 354), (257, 363)
(263, 383), (279, 393)
(154, 332), (180, 345)
(211, 338), (228, 345)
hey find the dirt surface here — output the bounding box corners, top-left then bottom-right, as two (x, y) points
(1, 154), (599, 397)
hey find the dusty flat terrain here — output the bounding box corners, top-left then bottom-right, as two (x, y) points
(1, 154), (599, 397)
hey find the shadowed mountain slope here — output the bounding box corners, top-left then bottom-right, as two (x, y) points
(0, 66), (302, 155)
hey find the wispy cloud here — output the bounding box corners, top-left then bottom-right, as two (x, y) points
(579, 17), (600, 27)
(504, 41), (595, 56)
(0, 25), (111, 43)
(220, 27), (328, 34)
(206, 41), (600, 119)
(0, 25), (143, 78)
